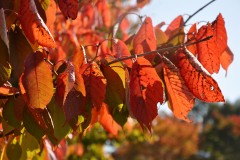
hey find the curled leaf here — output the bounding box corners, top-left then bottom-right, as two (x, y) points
(19, 0), (56, 48)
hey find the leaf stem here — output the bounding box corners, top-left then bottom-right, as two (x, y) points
(184, 0), (216, 25)
(107, 36), (212, 65)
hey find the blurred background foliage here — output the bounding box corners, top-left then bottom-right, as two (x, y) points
(39, 99), (240, 160)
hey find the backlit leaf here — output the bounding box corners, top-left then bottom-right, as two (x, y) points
(100, 62), (128, 126)
(58, 0), (78, 20)
(154, 27), (168, 47)
(38, 0), (50, 10)
(220, 46), (233, 75)
(165, 15), (183, 37)
(186, 23), (197, 56)
(133, 17), (156, 61)
(21, 51), (54, 109)
(212, 13), (228, 55)
(177, 49), (224, 102)
(99, 104), (120, 136)
(162, 56), (195, 121)
(196, 23), (219, 74)
(130, 58), (164, 130)
(137, 0), (150, 8)
(0, 83), (19, 96)
(112, 39), (132, 68)
(19, 0), (56, 48)
(96, 0), (111, 28)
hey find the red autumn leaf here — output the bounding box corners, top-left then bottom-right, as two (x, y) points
(177, 49), (224, 102)
(162, 56), (195, 121)
(45, 0), (57, 34)
(196, 23), (220, 74)
(212, 13), (228, 55)
(56, 62), (75, 107)
(63, 88), (86, 128)
(220, 46), (234, 75)
(20, 51), (54, 109)
(186, 23), (197, 56)
(165, 15), (183, 37)
(96, 0), (111, 28)
(19, 0), (56, 48)
(112, 39), (132, 68)
(133, 17), (156, 62)
(58, 0), (78, 20)
(81, 62), (107, 110)
(130, 58), (164, 130)
(137, 0), (150, 8)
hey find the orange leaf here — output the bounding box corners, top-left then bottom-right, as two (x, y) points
(186, 23), (197, 56)
(81, 62), (107, 109)
(21, 51), (54, 109)
(133, 17), (156, 61)
(130, 58), (164, 130)
(212, 13), (228, 55)
(162, 56), (195, 121)
(0, 83), (19, 96)
(177, 49), (224, 102)
(19, 0), (56, 48)
(89, 104), (120, 136)
(58, 0), (78, 20)
(45, 0), (57, 34)
(165, 15), (183, 37)
(220, 46), (234, 75)
(196, 23), (220, 74)
(112, 39), (132, 68)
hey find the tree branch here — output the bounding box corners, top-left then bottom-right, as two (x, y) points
(107, 36), (213, 65)
(184, 0), (216, 25)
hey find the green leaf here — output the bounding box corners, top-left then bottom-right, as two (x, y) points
(9, 26), (33, 86)
(101, 62), (128, 126)
(47, 98), (71, 145)
(0, 62), (11, 86)
(2, 97), (22, 128)
(19, 132), (41, 160)
(23, 108), (45, 141)
(38, 0), (50, 10)
(6, 138), (22, 160)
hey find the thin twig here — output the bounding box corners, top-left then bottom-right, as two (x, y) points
(184, 0), (216, 25)
(107, 36), (212, 65)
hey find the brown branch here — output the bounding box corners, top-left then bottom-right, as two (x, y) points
(107, 36), (213, 65)
(184, 0), (216, 25)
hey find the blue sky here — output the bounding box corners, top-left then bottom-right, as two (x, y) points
(137, 0), (240, 103)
